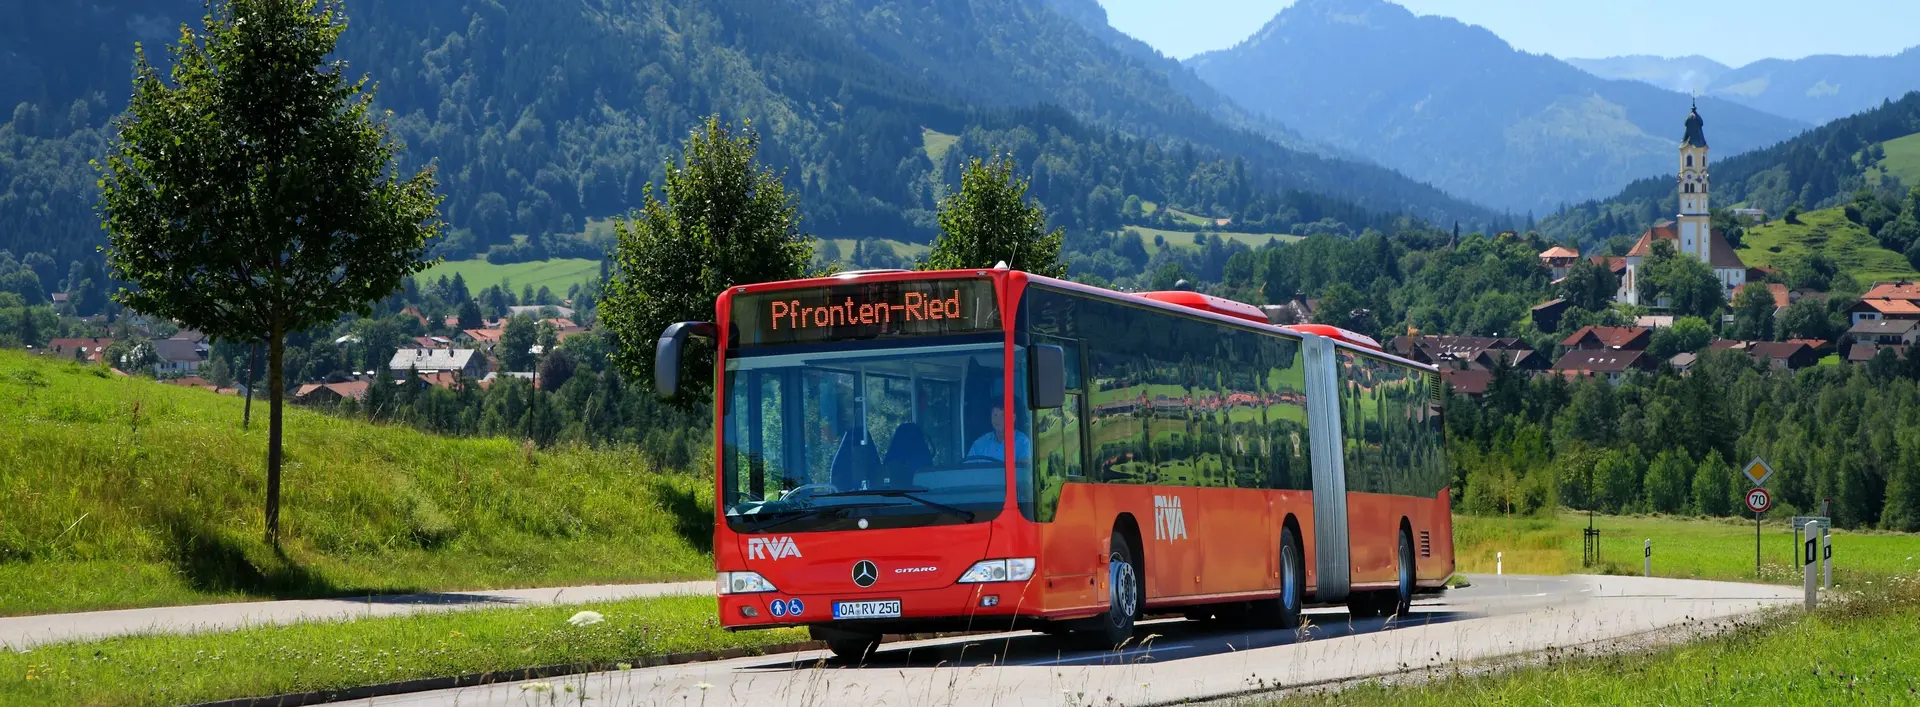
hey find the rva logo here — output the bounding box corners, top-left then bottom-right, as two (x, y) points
(1153, 495), (1188, 541)
(748, 536), (804, 560)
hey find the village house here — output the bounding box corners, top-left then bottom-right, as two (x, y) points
(1848, 318), (1920, 348)
(151, 337), (210, 377)
(45, 337), (114, 363)
(1530, 298), (1569, 333)
(293, 380), (371, 405)
(1538, 246), (1580, 281)
(1846, 298), (1920, 326)
(387, 348), (487, 380)
(1847, 343), (1910, 364)
(1551, 350), (1652, 385)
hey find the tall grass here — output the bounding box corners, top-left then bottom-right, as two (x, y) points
(0, 351), (714, 615)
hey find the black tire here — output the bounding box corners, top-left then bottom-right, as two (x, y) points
(1254, 526), (1305, 629)
(1093, 530), (1140, 648)
(1389, 530), (1415, 618)
(825, 635), (881, 662)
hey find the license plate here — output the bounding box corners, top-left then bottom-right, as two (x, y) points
(833, 600), (902, 620)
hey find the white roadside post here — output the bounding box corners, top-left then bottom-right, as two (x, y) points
(1643, 539), (1651, 577)
(1496, 552), (1503, 575)
(1803, 526), (1819, 611)
(1822, 524), (1832, 590)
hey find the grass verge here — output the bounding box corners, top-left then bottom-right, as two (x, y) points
(0, 350), (713, 616)
(1264, 570), (1920, 705)
(1454, 511), (1920, 585)
(0, 594), (802, 707)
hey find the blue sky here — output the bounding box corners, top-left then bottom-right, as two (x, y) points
(1097, 0), (1920, 67)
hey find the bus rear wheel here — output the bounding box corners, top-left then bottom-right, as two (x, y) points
(1254, 526), (1305, 629)
(1390, 529), (1415, 618)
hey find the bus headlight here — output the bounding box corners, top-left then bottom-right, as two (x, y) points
(959, 558), (1036, 583)
(718, 571), (778, 594)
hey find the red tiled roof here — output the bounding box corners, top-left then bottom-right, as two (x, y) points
(1625, 222), (1746, 269)
(1766, 283), (1790, 308)
(1441, 369), (1492, 396)
(1560, 325), (1651, 350)
(1589, 255), (1628, 273)
(1848, 343), (1908, 362)
(1552, 350), (1647, 374)
(1855, 299), (1920, 316)
(1863, 281), (1920, 301)
(1539, 246), (1580, 259)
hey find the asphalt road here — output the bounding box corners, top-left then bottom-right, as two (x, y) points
(363, 574), (1801, 706)
(0, 581), (713, 650)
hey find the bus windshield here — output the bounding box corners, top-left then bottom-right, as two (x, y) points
(720, 339), (1028, 533)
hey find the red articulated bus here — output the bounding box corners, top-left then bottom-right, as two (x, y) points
(654, 266), (1454, 659)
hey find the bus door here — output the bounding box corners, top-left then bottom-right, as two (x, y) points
(1033, 337), (1099, 612)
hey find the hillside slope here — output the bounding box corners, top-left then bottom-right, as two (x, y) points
(1184, 0), (1809, 214)
(0, 350), (712, 615)
(1736, 206), (1919, 286)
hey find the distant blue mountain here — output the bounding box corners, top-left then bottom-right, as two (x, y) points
(1184, 0), (1811, 214)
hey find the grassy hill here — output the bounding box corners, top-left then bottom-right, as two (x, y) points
(0, 351), (712, 615)
(1736, 206), (1920, 285)
(418, 258), (603, 298)
(1867, 131), (1920, 190)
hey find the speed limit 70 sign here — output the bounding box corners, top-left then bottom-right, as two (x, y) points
(1745, 487), (1773, 514)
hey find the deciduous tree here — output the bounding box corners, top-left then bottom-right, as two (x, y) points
(599, 117), (812, 407)
(96, 0), (441, 545)
(925, 154), (1066, 277)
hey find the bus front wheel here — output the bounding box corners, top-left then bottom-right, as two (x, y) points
(1089, 530), (1140, 648)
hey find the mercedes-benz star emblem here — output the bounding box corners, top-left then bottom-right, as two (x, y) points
(851, 560), (879, 588)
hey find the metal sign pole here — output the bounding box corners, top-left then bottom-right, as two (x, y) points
(1754, 509), (1761, 577)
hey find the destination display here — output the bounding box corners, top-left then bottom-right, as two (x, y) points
(731, 279), (1000, 346)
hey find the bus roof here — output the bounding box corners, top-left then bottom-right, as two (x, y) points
(726, 267), (1433, 372)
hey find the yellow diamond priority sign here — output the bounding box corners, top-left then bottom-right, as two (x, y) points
(1743, 457), (1775, 487)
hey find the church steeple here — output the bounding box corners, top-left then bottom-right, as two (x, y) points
(1681, 100), (1708, 148)
(1678, 101), (1711, 262)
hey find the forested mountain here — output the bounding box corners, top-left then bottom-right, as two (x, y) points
(1542, 91), (1920, 248)
(1564, 55), (1730, 96)
(1184, 0), (1809, 214)
(0, 0), (1494, 281)
(1576, 48), (1920, 126)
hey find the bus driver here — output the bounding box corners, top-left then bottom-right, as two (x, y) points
(967, 402), (1031, 462)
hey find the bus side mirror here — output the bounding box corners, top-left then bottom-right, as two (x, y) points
(655, 321), (716, 399)
(1029, 344), (1065, 409)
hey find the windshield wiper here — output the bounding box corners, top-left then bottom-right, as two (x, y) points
(813, 488), (977, 522)
(745, 502), (892, 532)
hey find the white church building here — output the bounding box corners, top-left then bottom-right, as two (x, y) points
(1618, 103), (1748, 306)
